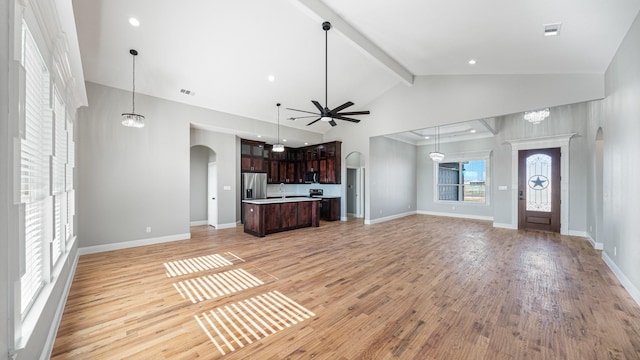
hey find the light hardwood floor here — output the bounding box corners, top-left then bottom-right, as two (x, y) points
(52, 215), (640, 359)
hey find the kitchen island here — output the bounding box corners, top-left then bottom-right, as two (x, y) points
(243, 197), (321, 237)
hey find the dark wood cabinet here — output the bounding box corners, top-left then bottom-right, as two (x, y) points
(243, 200), (320, 237)
(241, 139), (265, 172)
(297, 201), (312, 226)
(281, 202), (298, 229)
(264, 204), (281, 233)
(321, 197), (341, 221)
(241, 139), (341, 183)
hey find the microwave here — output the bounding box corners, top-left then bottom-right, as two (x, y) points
(304, 171), (319, 183)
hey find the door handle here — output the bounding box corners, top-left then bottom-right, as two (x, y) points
(212, 197), (215, 200)
(518, 190), (523, 200)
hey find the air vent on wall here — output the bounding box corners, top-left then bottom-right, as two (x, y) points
(180, 88), (196, 96)
(543, 23), (562, 36)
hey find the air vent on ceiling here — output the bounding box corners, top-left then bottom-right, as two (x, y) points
(543, 23), (562, 36)
(180, 88), (196, 96)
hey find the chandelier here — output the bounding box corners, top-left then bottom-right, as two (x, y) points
(429, 126), (445, 162)
(523, 108), (550, 124)
(121, 49), (145, 128)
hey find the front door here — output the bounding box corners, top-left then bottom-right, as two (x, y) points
(518, 148), (561, 232)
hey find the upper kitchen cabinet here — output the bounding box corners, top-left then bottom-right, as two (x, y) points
(318, 141), (341, 184)
(241, 139), (265, 172)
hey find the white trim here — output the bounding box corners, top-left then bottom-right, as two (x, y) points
(215, 222), (237, 230)
(78, 233), (191, 255)
(418, 210), (493, 222)
(579, 232), (604, 250)
(493, 222), (516, 229)
(433, 150), (492, 206)
(506, 133), (575, 235)
(602, 251), (640, 307)
(190, 220), (207, 226)
(365, 211), (416, 225)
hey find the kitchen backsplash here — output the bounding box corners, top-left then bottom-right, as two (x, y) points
(266, 183), (342, 198)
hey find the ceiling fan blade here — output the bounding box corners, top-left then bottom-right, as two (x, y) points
(286, 107), (320, 115)
(330, 101), (354, 114)
(337, 110), (370, 116)
(329, 120), (337, 127)
(288, 115), (319, 120)
(333, 115), (361, 123)
(306, 118), (322, 126)
(311, 100), (325, 113)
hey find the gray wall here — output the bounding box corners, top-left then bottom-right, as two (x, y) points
(190, 145), (213, 222)
(586, 11), (640, 296)
(190, 128), (239, 227)
(78, 82), (191, 247)
(369, 136), (417, 220)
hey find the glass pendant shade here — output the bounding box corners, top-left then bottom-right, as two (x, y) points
(272, 143), (285, 152)
(273, 103), (285, 152)
(122, 49), (145, 128)
(121, 113), (145, 128)
(429, 151), (445, 162)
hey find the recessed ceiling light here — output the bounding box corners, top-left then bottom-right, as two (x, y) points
(257, 135), (262, 138)
(282, 139), (287, 142)
(424, 136), (430, 139)
(267, 75), (275, 82)
(470, 129), (476, 133)
(304, 142), (308, 145)
(468, 59), (477, 65)
(129, 17), (140, 27)
(544, 23), (562, 36)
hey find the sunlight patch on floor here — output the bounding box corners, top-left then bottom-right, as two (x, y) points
(164, 253), (233, 277)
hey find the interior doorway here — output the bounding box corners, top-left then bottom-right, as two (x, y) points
(345, 151), (365, 219)
(208, 162), (218, 228)
(518, 147), (561, 232)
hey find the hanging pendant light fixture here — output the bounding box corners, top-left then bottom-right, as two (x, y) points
(429, 126), (445, 162)
(272, 103), (285, 152)
(121, 49), (145, 128)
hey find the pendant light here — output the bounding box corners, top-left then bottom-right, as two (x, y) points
(272, 103), (285, 152)
(429, 126), (445, 162)
(121, 49), (145, 128)
(523, 108), (550, 124)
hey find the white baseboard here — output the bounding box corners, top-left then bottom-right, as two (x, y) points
(365, 211), (416, 225)
(493, 222), (516, 229)
(569, 230), (603, 249)
(79, 233), (191, 255)
(216, 222), (237, 230)
(190, 220), (208, 226)
(602, 251), (640, 307)
(417, 210), (493, 222)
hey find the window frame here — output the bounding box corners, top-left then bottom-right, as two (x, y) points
(433, 150), (491, 206)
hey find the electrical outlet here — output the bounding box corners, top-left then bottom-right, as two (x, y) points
(614, 246), (617, 257)
(146, 226), (151, 233)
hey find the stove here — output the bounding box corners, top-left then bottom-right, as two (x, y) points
(309, 188), (323, 198)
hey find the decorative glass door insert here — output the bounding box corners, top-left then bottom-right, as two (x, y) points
(526, 154), (552, 212)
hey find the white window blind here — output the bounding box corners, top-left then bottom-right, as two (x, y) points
(20, 23), (51, 315)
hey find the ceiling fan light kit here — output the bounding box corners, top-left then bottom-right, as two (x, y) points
(286, 21), (370, 127)
(121, 49), (145, 128)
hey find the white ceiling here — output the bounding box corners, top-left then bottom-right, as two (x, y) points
(73, 0), (640, 138)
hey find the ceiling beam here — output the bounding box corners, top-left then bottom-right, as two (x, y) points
(478, 118), (498, 135)
(291, 0), (414, 86)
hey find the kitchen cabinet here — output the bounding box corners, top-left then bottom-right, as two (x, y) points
(243, 198), (320, 237)
(241, 139), (265, 172)
(320, 197), (341, 221)
(318, 141), (341, 184)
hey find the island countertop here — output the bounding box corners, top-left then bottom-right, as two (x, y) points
(242, 197), (321, 205)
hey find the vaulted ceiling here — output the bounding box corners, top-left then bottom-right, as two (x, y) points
(73, 0), (640, 139)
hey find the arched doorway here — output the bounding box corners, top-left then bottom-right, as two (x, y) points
(345, 151), (365, 219)
(190, 145), (217, 227)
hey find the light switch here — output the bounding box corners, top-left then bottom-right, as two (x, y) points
(223, 185), (231, 190)
(498, 185), (508, 191)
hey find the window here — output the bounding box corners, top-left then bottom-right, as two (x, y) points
(18, 21), (76, 319)
(436, 158), (488, 204)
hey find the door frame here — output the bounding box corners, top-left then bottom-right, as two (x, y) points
(518, 147), (561, 232)
(507, 133), (575, 235)
(208, 162), (218, 227)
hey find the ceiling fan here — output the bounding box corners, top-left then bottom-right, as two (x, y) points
(287, 21), (370, 127)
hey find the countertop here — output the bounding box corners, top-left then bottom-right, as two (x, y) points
(243, 197), (322, 204)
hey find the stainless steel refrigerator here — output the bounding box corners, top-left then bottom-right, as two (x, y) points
(241, 172), (267, 223)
